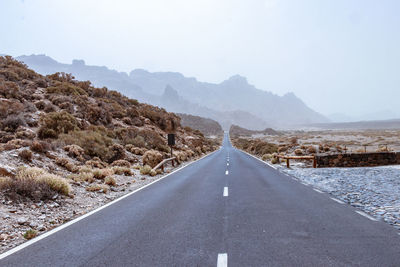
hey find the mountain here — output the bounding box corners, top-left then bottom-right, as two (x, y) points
(229, 124), (280, 137)
(178, 113), (223, 136)
(15, 54), (329, 129)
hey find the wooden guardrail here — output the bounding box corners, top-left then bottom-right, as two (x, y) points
(277, 155), (316, 168)
(151, 157), (177, 172)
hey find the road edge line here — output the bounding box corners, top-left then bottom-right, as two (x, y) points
(0, 148), (220, 260)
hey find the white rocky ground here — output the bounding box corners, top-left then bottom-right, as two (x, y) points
(276, 162), (400, 230)
(0, 158), (196, 254)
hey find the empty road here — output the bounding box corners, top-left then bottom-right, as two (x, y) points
(1, 133), (400, 266)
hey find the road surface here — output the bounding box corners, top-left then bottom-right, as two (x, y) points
(1, 133), (400, 266)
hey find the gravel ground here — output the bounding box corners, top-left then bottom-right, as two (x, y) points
(277, 163), (400, 229)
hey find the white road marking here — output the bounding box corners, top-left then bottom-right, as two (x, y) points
(356, 210), (378, 221)
(217, 253), (228, 267)
(223, 187), (228, 197)
(0, 149), (221, 260)
(227, 163), (229, 166)
(330, 197), (345, 204)
(225, 170), (229, 175)
(240, 150), (277, 170)
(313, 188), (323, 194)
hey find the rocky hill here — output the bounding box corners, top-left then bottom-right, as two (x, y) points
(0, 56), (220, 251)
(229, 124), (280, 137)
(178, 113), (223, 136)
(16, 54), (329, 129)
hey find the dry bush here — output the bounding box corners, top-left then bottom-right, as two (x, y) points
(92, 168), (114, 180)
(111, 159), (130, 168)
(55, 157), (79, 173)
(140, 165), (152, 175)
(60, 130), (113, 161)
(38, 111), (80, 139)
(46, 81), (88, 96)
(105, 144), (126, 163)
(15, 127), (36, 139)
(0, 167), (70, 200)
(143, 150), (163, 168)
(294, 149), (303, 156)
(278, 146), (288, 153)
(262, 154), (272, 161)
(290, 137), (298, 145)
(125, 144), (146, 155)
(306, 146), (317, 154)
(271, 157), (279, 164)
(104, 176), (116, 186)
(112, 166), (132, 176)
(63, 144), (85, 161)
(18, 149), (33, 162)
(70, 172), (95, 183)
(2, 114), (26, 132)
(86, 184), (109, 193)
(85, 157), (108, 169)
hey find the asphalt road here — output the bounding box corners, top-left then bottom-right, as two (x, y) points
(2, 133), (400, 266)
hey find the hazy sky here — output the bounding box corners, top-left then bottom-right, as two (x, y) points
(1, 0), (399, 119)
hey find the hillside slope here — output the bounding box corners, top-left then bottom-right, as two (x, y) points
(178, 113), (223, 136)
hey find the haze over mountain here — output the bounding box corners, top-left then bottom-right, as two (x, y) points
(17, 54), (328, 129)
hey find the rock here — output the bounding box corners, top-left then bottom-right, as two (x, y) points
(29, 222), (38, 228)
(0, 234), (8, 241)
(17, 217), (28, 225)
(37, 225), (46, 231)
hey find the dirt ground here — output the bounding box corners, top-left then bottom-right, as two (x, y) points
(257, 129), (400, 153)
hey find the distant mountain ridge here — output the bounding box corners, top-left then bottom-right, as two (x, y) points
(16, 54), (329, 129)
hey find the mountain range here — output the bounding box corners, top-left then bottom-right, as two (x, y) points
(15, 54), (329, 129)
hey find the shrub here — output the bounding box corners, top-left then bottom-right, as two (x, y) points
(38, 111), (79, 139)
(86, 184), (109, 193)
(63, 144), (85, 161)
(92, 168), (113, 180)
(46, 81), (88, 96)
(105, 144), (126, 163)
(60, 130), (112, 161)
(85, 158), (108, 169)
(0, 167), (71, 200)
(2, 114), (26, 132)
(143, 150), (163, 168)
(271, 157), (279, 164)
(112, 166), (132, 176)
(104, 176), (116, 186)
(18, 149), (33, 161)
(23, 229), (37, 240)
(294, 149), (303, 156)
(262, 154), (272, 161)
(306, 146), (317, 154)
(140, 165), (152, 175)
(111, 159), (130, 168)
(55, 157), (79, 173)
(70, 172), (95, 183)
(39, 173), (71, 196)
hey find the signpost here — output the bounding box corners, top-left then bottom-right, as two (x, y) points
(168, 133), (175, 158)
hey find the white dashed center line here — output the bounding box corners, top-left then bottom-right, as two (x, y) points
(223, 187), (228, 197)
(330, 197), (345, 204)
(313, 188), (323, 194)
(225, 170), (229, 175)
(227, 163), (229, 166)
(217, 253), (228, 267)
(356, 210), (378, 221)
